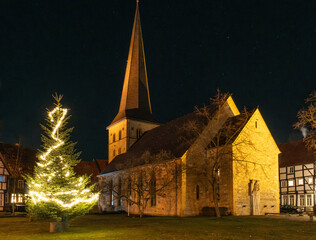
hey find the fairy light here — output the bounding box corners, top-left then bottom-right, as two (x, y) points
(29, 103), (99, 210)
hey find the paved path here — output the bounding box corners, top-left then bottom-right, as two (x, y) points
(265, 213), (316, 222)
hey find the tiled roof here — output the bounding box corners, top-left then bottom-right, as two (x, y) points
(74, 159), (108, 182)
(100, 108), (254, 175)
(0, 142), (37, 177)
(278, 140), (315, 167)
(101, 105), (219, 175)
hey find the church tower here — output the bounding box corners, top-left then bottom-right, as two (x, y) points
(107, 2), (159, 163)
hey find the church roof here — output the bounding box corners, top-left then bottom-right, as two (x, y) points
(100, 107), (255, 175)
(110, 2), (157, 126)
(278, 140), (315, 167)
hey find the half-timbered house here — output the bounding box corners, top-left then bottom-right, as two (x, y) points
(0, 142), (36, 213)
(279, 140), (315, 212)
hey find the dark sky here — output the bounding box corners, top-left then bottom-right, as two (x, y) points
(0, 1), (315, 161)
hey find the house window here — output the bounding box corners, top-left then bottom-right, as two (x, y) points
(308, 177), (313, 184)
(5, 193), (9, 203)
(307, 195), (312, 206)
(11, 193), (17, 203)
(281, 180), (287, 187)
(113, 133), (116, 143)
(298, 178), (304, 185)
(283, 195), (288, 205)
(119, 130), (122, 140)
(18, 180), (24, 189)
(150, 174), (156, 207)
(299, 195), (305, 206)
(289, 167), (294, 174)
(289, 195), (295, 206)
(288, 180), (294, 187)
(0, 175), (5, 182)
(196, 185), (200, 200)
(18, 194), (23, 203)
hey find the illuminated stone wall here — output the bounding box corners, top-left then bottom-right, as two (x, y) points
(107, 119), (159, 163)
(232, 109), (280, 215)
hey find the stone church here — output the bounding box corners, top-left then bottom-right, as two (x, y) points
(97, 2), (280, 216)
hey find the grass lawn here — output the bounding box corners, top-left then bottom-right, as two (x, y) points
(0, 214), (315, 240)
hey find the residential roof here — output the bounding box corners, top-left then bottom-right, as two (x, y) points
(101, 105), (220, 175)
(278, 140), (315, 167)
(0, 142), (37, 177)
(74, 159), (107, 182)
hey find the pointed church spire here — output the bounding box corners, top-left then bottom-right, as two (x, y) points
(110, 1), (157, 126)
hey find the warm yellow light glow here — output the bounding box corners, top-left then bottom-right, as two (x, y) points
(30, 105), (99, 209)
(29, 191), (99, 208)
(39, 107), (68, 164)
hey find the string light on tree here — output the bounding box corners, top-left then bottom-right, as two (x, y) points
(25, 93), (99, 221)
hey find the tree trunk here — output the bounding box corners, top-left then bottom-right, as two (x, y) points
(213, 182), (221, 218)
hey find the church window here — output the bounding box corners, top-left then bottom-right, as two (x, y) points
(136, 129), (142, 139)
(118, 148), (121, 154)
(113, 150), (116, 157)
(255, 121), (258, 128)
(119, 130), (122, 140)
(137, 173), (143, 204)
(150, 174), (156, 206)
(196, 185), (200, 200)
(109, 180), (114, 206)
(127, 177), (132, 202)
(113, 134), (116, 143)
(118, 178), (122, 206)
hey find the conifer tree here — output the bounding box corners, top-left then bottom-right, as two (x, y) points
(25, 94), (98, 221)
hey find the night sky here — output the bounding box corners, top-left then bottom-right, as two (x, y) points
(0, 1), (315, 161)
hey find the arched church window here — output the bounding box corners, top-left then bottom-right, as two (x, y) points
(136, 129), (142, 139)
(196, 185), (200, 200)
(118, 148), (121, 154)
(119, 130), (122, 140)
(118, 178), (122, 206)
(113, 133), (116, 143)
(113, 150), (116, 157)
(150, 174), (156, 206)
(109, 180), (113, 206)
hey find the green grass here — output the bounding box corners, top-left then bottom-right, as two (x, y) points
(0, 214), (315, 240)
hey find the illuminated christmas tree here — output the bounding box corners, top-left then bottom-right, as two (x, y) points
(25, 94), (99, 222)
